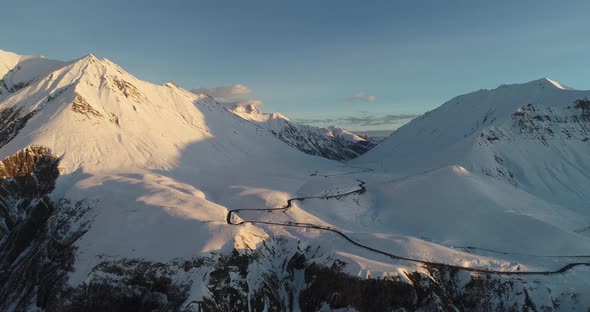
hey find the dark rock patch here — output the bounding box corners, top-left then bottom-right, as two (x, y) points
(8, 81), (30, 93)
(0, 106), (35, 148)
(113, 78), (145, 102)
(0, 146), (77, 311)
(71, 94), (103, 119)
(60, 257), (209, 312)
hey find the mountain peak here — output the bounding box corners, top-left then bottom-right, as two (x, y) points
(495, 78), (574, 92)
(0, 50), (26, 77)
(231, 103), (262, 115)
(74, 53), (101, 66)
(531, 77), (572, 90)
(542, 77), (571, 90)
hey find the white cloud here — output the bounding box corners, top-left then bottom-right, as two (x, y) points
(345, 92), (376, 103)
(191, 84), (263, 109)
(192, 84), (252, 99)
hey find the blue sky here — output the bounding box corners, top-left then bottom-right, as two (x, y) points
(3, 0), (589, 131)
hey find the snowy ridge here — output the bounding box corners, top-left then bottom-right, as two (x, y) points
(545, 77), (573, 90)
(0, 53), (330, 173)
(0, 51), (340, 308)
(356, 78), (590, 207)
(1, 50), (589, 311)
(229, 103), (376, 160)
(0, 50), (66, 97)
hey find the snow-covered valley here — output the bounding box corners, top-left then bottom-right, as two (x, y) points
(0, 50), (589, 311)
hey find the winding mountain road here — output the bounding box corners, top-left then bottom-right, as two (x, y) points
(226, 170), (590, 276)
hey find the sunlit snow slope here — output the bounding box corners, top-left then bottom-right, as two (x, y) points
(0, 49), (338, 282)
(356, 78), (590, 210)
(1, 50), (589, 311)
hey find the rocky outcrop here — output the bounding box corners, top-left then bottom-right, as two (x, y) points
(112, 78), (145, 103)
(71, 94), (104, 119)
(31, 237), (576, 311)
(480, 102), (590, 145)
(0, 106), (35, 149)
(474, 101), (590, 186)
(1, 211), (581, 312)
(271, 123), (376, 161)
(0, 146), (92, 311)
(231, 104), (377, 161)
(58, 257), (206, 311)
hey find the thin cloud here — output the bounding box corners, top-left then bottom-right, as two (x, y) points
(297, 114), (418, 127)
(345, 92), (377, 103)
(191, 84), (263, 109)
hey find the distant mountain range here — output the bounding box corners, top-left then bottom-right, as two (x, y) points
(226, 103), (377, 160)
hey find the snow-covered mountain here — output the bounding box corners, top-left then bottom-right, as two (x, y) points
(1, 50), (589, 312)
(355, 78), (590, 211)
(0, 50), (335, 310)
(216, 103), (376, 161)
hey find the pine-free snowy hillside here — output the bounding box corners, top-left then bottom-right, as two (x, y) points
(0, 50), (66, 97)
(218, 103), (376, 160)
(0, 50), (340, 310)
(355, 78), (590, 209)
(0, 52), (334, 173)
(2, 51), (589, 312)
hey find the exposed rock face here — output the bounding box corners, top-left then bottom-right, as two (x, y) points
(480, 102), (590, 146)
(0, 146), (92, 311)
(17, 237), (573, 312)
(230, 104), (377, 161)
(112, 78), (145, 103)
(70, 93), (121, 125)
(475, 100), (590, 187)
(8, 82), (29, 93)
(508, 102), (590, 142)
(71, 94), (104, 119)
(0, 106), (35, 148)
(574, 98), (590, 111)
(0, 79), (7, 95)
(59, 257), (205, 311)
(271, 123), (376, 161)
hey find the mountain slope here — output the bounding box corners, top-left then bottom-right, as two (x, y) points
(0, 51), (342, 310)
(226, 104), (376, 161)
(0, 50), (66, 97)
(0, 54), (333, 173)
(355, 78), (590, 210)
(1, 51), (589, 312)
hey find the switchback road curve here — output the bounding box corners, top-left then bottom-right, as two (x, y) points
(226, 172), (590, 276)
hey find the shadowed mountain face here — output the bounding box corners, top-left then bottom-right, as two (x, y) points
(1, 50), (589, 311)
(221, 104), (377, 161)
(0, 146), (64, 310)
